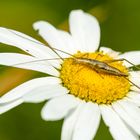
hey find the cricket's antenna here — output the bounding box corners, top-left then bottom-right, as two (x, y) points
(0, 57), (69, 71)
(13, 57), (68, 66)
(8, 29), (75, 59)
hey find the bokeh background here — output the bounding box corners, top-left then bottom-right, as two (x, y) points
(0, 0), (140, 139)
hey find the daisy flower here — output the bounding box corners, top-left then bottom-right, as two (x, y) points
(0, 10), (140, 140)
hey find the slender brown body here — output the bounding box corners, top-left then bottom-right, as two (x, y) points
(74, 58), (128, 77)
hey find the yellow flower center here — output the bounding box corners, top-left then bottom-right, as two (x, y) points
(60, 52), (130, 104)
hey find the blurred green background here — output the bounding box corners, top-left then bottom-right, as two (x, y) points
(0, 0), (140, 140)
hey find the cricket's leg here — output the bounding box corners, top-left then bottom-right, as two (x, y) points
(125, 77), (140, 90)
(94, 53), (104, 60)
(94, 69), (104, 79)
(105, 58), (140, 70)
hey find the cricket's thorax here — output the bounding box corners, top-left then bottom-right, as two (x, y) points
(60, 52), (130, 104)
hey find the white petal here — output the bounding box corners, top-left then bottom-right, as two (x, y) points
(57, 30), (78, 55)
(119, 51), (140, 67)
(0, 27), (61, 68)
(0, 77), (60, 104)
(41, 95), (80, 121)
(61, 102), (85, 140)
(23, 84), (69, 103)
(112, 100), (140, 135)
(100, 47), (120, 58)
(73, 102), (101, 140)
(0, 53), (59, 76)
(127, 91), (140, 106)
(33, 21), (77, 58)
(0, 99), (23, 114)
(129, 71), (140, 91)
(119, 100), (140, 121)
(100, 105), (139, 140)
(69, 10), (100, 52)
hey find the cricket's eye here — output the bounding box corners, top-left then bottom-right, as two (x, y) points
(60, 52), (130, 104)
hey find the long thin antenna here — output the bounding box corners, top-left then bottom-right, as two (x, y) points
(11, 57), (67, 66)
(0, 57), (69, 70)
(8, 29), (75, 58)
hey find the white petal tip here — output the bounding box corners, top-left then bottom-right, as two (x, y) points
(41, 108), (60, 121)
(70, 9), (83, 13)
(33, 21), (48, 31)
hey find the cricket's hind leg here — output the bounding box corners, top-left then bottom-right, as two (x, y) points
(105, 58), (140, 71)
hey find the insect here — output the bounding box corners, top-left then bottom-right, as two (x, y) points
(1, 29), (140, 90)
(73, 57), (128, 76)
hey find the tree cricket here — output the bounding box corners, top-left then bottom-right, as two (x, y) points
(1, 29), (140, 90)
